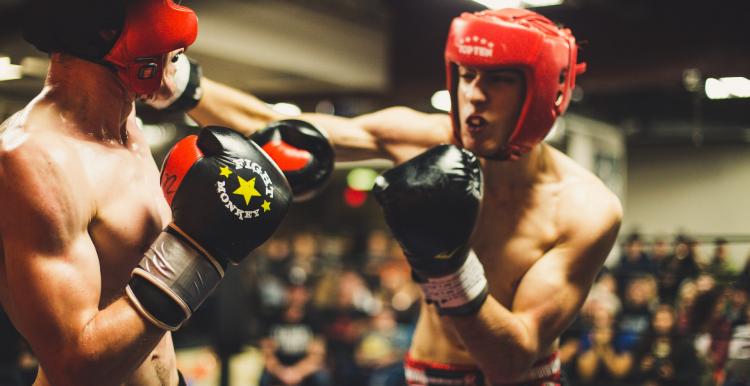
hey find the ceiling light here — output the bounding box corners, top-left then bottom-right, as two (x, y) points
(705, 77), (750, 100)
(0, 57), (22, 81)
(431, 90), (451, 112)
(472, 0), (521, 9)
(472, 0), (562, 9)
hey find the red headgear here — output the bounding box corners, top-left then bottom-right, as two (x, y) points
(104, 0), (198, 95)
(445, 8), (586, 160)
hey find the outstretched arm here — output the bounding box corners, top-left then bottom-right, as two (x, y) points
(186, 78), (452, 162)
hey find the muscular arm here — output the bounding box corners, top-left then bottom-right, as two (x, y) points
(188, 78), (452, 162)
(446, 186), (622, 383)
(0, 143), (164, 386)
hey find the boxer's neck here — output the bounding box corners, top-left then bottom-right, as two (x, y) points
(43, 53), (133, 143)
(481, 144), (554, 194)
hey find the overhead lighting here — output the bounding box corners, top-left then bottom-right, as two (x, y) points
(271, 102), (302, 116)
(0, 57), (22, 81)
(705, 77), (750, 100)
(431, 90), (451, 112)
(472, 0), (562, 9)
(522, 0), (563, 7)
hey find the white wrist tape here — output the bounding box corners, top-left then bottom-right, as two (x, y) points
(419, 250), (488, 311)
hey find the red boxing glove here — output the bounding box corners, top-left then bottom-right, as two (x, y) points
(250, 119), (334, 201)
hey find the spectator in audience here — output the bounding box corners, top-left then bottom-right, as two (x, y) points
(355, 307), (411, 386)
(290, 232), (325, 286)
(651, 238), (672, 265)
(619, 275), (658, 351)
(583, 270), (623, 318)
(361, 229), (393, 289)
(723, 304), (750, 386)
(576, 304), (633, 385)
(675, 279), (699, 335)
(658, 235), (702, 305)
(708, 238), (738, 285)
(315, 269), (375, 385)
(259, 285), (330, 386)
(256, 237), (296, 315)
(632, 304), (703, 386)
(708, 284), (749, 383)
(614, 233), (657, 294)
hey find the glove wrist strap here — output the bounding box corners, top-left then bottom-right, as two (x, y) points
(419, 250), (489, 316)
(126, 229), (223, 330)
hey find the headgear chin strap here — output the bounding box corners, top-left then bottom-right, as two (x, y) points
(445, 8), (586, 160)
(104, 0), (198, 95)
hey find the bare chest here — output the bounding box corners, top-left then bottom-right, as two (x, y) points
(84, 131), (171, 301)
(470, 195), (559, 306)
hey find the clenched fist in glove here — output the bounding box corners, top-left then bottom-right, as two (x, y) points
(127, 126), (292, 330)
(373, 145), (487, 316)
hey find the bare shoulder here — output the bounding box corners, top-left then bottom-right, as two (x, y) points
(0, 118), (94, 249)
(550, 148), (623, 254)
(353, 107), (453, 162)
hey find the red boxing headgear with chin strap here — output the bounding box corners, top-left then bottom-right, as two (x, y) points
(445, 8), (586, 160)
(104, 0), (198, 95)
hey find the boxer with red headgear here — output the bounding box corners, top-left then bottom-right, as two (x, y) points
(156, 7), (621, 385)
(0, 1), (291, 386)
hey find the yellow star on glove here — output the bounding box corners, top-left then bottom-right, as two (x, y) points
(233, 176), (262, 206)
(261, 200), (271, 212)
(219, 166), (232, 178)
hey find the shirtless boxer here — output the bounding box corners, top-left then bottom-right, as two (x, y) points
(154, 8), (622, 385)
(0, 1), (294, 386)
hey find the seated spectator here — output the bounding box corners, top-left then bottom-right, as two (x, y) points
(631, 304), (703, 386)
(658, 235), (702, 305)
(708, 238), (738, 285)
(651, 237), (672, 265)
(576, 305), (633, 386)
(614, 233), (657, 295)
(618, 275), (657, 351)
(355, 307), (411, 386)
(259, 285), (330, 386)
(724, 303), (750, 386)
(314, 269), (375, 385)
(583, 270), (622, 319)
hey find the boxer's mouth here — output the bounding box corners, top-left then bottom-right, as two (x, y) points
(466, 115), (488, 133)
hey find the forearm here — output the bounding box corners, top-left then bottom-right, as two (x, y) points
(48, 297), (165, 386)
(445, 296), (538, 382)
(188, 78), (284, 136)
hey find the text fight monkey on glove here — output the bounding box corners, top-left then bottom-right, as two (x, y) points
(127, 126), (292, 331)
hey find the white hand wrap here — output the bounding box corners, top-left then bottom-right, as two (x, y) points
(419, 250), (488, 315)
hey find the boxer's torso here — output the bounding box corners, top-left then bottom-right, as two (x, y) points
(0, 101), (177, 386)
(409, 144), (598, 365)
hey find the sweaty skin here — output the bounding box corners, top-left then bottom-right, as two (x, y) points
(0, 55), (178, 386)
(180, 65), (622, 383)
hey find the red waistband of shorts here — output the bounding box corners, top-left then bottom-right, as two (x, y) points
(404, 351), (561, 386)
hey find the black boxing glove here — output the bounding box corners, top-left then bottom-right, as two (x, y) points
(144, 53), (203, 112)
(250, 119), (334, 201)
(126, 126), (292, 330)
(373, 145), (487, 316)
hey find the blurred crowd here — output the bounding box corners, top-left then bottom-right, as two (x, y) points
(562, 234), (750, 386)
(3, 230), (750, 386)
